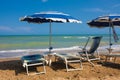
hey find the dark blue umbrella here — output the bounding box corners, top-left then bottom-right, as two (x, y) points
(87, 14), (120, 50)
(87, 15), (120, 27)
(20, 11), (82, 53)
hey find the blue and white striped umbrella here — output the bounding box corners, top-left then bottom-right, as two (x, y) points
(20, 11), (82, 52)
(87, 14), (120, 49)
(20, 11), (82, 23)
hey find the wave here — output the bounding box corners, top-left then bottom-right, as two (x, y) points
(0, 45), (120, 59)
(0, 46), (81, 58)
(77, 36), (87, 39)
(63, 36), (72, 39)
(64, 36), (88, 39)
(0, 45), (119, 54)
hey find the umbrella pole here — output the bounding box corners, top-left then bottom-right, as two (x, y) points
(109, 20), (112, 50)
(48, 20), (52, 66)
(49, 20), (52, 53)
(108, 21), (113, 54)
(109, 26), (112, 49)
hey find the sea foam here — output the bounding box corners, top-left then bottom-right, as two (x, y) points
(0, 45), (120, 59)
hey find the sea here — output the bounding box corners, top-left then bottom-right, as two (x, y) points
(0, 34), (120, 58)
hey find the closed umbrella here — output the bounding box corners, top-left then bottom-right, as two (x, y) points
(87, 14), (120, 53)
(20, 11), (82, 53)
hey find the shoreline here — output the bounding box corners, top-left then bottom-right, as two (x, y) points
(0, 44), (120, 59)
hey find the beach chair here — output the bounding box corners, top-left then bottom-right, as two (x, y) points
(21, 54), (46, 75)
(104, 53), (120, 62)
(54, 53), (83, 72)
(79, 36), (102, 66)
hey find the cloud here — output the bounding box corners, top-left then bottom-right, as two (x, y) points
(112, 4), (120, 8)
(0, 26), (33, 33)
(0, 26), (15, 32)
(84, 8), (108, 13)
(41, 0), (48, 3)
(16, 27), (32, 32)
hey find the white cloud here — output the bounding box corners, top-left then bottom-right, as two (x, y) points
(41, 0), (48, 3)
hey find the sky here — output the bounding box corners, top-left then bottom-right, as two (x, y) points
(0, 0), (120, 35)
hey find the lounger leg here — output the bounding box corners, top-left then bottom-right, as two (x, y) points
(79, 59), (83, 69)
(85, 52), (94, 66)
(65, 58), (83, 72)
(26, 66), (29, 75)
(48, 55), (52, 66)
(114, 57), (117, 62)
(96, 50), (100, 59)
(88, 60), (94, 66)
(105, 56), (108, 62)
(43, 61), (46, 73)
(65, 58), (69, 72)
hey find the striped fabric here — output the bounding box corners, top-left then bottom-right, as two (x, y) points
(20, 11), (82, 23)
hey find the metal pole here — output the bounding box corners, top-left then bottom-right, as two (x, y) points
(109, 19), (112, 49)
(49, 20), (52, 53)
(48, 20), (52, 66)
(109, 26), (111, 49)
(108, 19), (114, 55)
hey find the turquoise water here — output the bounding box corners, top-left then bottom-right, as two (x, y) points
(0, 34), (120, 50)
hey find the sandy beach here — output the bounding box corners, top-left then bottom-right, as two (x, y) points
(0, 49), (120, 80)
(1, 0), (120, 80)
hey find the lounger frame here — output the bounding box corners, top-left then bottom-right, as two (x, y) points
(55, 53), (83, 72)
(21, 54), (46, 75)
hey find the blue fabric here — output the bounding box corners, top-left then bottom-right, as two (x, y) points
(21, 54), (44, 63)
(30, 14), (75, 19)
(109, 15), (120, 19)
(94, 15), (120, 20)
(21, 12), (81, 23)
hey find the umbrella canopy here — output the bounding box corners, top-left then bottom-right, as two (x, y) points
(87, 15), (120, 27)
(20, 11), (82, 52)
(87, 14), (120, 49)
(20, 11), (81, 23)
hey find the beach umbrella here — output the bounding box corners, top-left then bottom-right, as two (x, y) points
(20, 11), (82, 53)
(87, 14), (120, 51)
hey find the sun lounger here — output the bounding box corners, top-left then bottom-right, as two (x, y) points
(79, 36), (102, 66)
(54, 53), (83, 72)
(21, 54), (46, 75)
(104, 53), (120, 62)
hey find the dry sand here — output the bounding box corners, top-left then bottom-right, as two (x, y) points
(0, 55), (120, 80)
